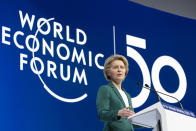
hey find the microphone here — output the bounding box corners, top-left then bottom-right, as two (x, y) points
(137, 82), (161, 102)
(137, 82), (184, 109)
(145, 83), (184, 109)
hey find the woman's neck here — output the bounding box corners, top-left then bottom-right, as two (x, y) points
(112, 81), (122, 90)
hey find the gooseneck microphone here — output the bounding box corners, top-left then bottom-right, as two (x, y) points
(137, 82), (184, 109)
(137, 82), (161, 102)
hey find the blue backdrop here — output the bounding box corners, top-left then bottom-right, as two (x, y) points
(0, 0), (196, 130)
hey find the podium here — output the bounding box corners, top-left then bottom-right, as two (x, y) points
(127, 102), (196, 131)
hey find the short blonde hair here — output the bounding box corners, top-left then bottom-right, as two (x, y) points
(104, 55), (129, 81)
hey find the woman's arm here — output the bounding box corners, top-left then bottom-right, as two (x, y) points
(96, 86), (120, 122)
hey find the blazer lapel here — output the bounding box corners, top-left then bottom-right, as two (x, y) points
(108, 82), (126, 108)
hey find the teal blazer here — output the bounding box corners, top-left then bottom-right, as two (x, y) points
(96, 82), (134, 131)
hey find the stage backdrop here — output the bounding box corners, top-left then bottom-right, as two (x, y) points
(0, 0), (196, 131)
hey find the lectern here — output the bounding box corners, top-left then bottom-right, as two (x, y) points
(127, 102), (196, 131)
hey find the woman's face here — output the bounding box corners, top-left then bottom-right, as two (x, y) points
(108, 60), (126, 83)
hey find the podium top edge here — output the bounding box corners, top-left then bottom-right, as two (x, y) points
(161, 102), (196, 118)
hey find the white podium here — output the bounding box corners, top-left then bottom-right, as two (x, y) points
(127, 102), (196, 131)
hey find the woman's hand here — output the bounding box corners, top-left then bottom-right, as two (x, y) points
(117, 106), (135, 118)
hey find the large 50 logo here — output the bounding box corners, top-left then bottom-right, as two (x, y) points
(126, 34), (187, 108)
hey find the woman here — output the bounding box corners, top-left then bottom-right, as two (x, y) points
(96, 55), (135, 131)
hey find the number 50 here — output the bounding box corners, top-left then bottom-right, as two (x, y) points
(126, 35), (187, 108)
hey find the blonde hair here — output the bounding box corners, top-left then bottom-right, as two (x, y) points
(104, 55), (129, 81)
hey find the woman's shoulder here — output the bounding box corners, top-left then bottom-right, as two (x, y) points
(98, 82), (113, 92)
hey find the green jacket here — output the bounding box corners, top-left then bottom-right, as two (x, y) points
(96, 82), (134, 131)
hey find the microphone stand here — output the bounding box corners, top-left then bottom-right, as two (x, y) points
(137, 82), (184, 109)
(137, 82), (161, 102)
